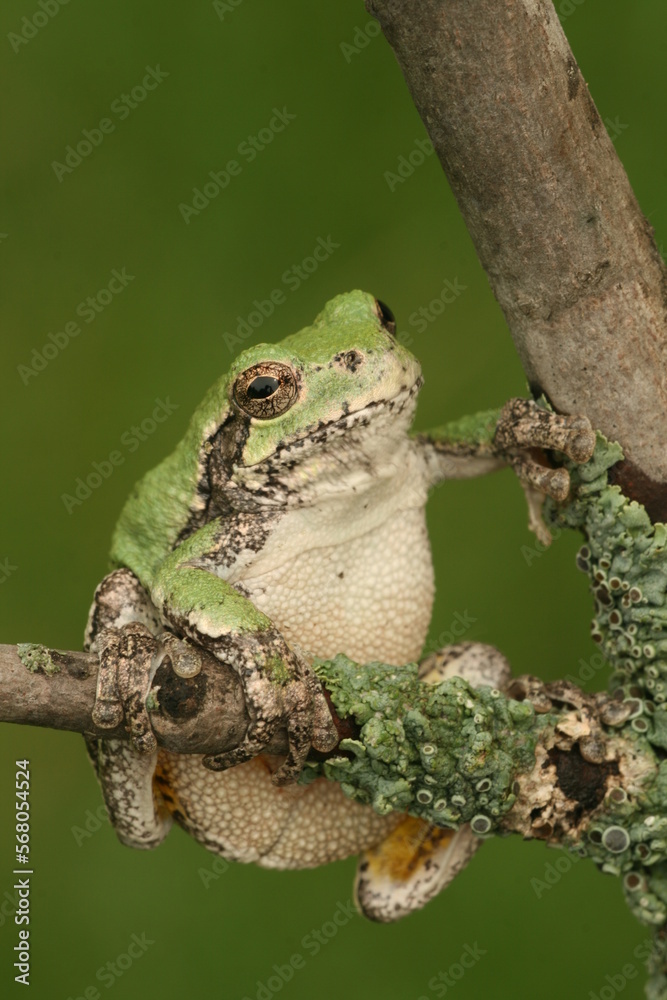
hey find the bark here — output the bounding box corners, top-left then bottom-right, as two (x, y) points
(361, 4), (667, 990)
(0, 641), (658, 848)
(1, 643), (253, 755)
(366, 0), (667, 519)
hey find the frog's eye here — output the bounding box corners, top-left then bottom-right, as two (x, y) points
(233, 362), (299, 419)
(374, 298), (396, 336)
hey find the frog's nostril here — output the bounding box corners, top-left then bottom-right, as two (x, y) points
(343, 350), (363, 373)
(374, 298), (396, 336)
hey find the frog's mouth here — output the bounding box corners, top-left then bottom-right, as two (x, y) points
(319, 373), (424, 441)
(235, 374), (424, 495)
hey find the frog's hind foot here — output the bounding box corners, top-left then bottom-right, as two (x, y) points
(354, 816), (482, 922)
(87, 568), (202, 756)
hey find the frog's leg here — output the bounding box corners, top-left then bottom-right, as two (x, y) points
(149, 535), (338, 786)
(84, 568), (172, 849)
(415, 399), (595, 487)
(353, 642), (510, 922)
(414, 399), (595, 544)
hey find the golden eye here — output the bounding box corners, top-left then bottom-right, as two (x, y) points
(233, 362), (298, 419)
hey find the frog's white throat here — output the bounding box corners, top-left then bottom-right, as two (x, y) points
(229, 379), (422, 509)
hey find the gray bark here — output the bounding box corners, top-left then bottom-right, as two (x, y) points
(366, 0), (667, 519)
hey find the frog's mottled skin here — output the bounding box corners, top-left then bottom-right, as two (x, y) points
(85, 290), (595, 921)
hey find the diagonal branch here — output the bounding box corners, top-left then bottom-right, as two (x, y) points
(366, 0), (667, 518)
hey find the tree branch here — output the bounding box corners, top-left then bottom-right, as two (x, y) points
(0, 641), (659, 849)
(5, 0), (667, 994)
(361, 2), (667, 991)
(1, 642), (254, 756)
(366, 0), (667, 518)
(3, 435), (667, 990)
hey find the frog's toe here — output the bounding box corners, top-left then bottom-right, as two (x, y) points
(271, 672), (338, 785)
(495, 398), (595, 470)
(203, 676), (336, 785)
(203, 718), (274, 773)
(506, 452), (571, 501)
(203, 748), (249, 772)
(354, 816), (482, 922)
(92, 622), (160, 754)
(270, 713), (311, 786)
(203, 657), (337, 783)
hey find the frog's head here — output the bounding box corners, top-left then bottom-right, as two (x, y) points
(199, 290), (423, 505)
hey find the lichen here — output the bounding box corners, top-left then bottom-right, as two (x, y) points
(309, 656), (537, 830)
(17, 642), (60, 675)
(547, 433), (667, 739)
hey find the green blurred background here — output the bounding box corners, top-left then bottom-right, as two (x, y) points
(1, 2), (665, 997)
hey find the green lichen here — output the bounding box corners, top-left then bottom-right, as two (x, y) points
(309, 656), (537, 830)
(547, 433), (667, 731)
(17, 643), (60, 675)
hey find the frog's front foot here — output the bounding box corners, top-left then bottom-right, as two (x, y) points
(494, 398), (595, 501)
(91, 625), (203, 755)
(202, 643), (338, 786)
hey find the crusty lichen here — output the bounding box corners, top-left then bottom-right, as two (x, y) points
(309, 656), (537, 829)
(548, 432), (667, 714)
(17, 642), (60, 675)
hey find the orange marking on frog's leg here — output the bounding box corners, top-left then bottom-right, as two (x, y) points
(363, 816), (456, 881)
(355, 817), (481, 923)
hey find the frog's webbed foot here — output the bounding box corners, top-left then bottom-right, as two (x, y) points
(203, 642), (338, 787)
(92, 624), (202, 755)
(494, 398), (595, 502)
(92, 622), (159, 753)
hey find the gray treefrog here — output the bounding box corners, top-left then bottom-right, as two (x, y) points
(84, 290), (595, 920)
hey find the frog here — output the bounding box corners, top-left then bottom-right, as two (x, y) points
(84, 290), (595, 921)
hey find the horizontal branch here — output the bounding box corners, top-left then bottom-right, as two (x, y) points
(1, 641), (660, 850)
(2, 642), (255, 756)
